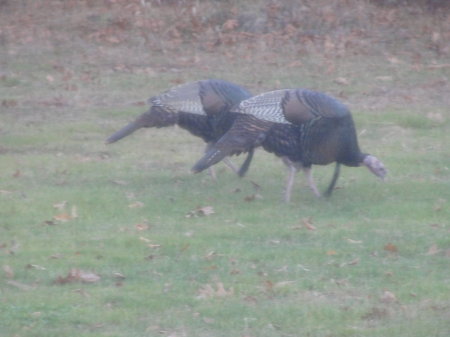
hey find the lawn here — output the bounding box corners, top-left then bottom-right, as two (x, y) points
(1, 1), (450, 336)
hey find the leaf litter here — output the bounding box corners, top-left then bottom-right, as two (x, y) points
(185, 205), (215, 218)
(54, 268), (101, 285)
(197, 282), (234, 299)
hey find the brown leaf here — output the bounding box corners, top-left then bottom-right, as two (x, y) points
(135, 223), (149, 231)
(326, 250), (338, 256)
(186, 205), (215, 218)
(6, 280), (35, 291)
(53, 201), (68, 210)
(340, 258), (360, 267)
(244, 193), (263, 202)
(70, 206), (78, 219)
(26, 264), (46, 270)
(274, 280), (295, 288)
(334, 77), (350, 85)
(302, 217), (316, 231)
(1, 99), (18, 108)
(54, 269), (101, 285)
(425, 244), (441, 256)
(3, 265), (14, 278)
(222, 19), (238, 31)
(347, 238), (363, 244)
(380, 290), (397, 303)
(384, 243), (398, 253)
(197, 282), (233, 299)
(53, 213), (73, 222)
(128, 201), (144, 209)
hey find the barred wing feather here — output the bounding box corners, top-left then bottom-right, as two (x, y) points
(149, 81), (205, 115)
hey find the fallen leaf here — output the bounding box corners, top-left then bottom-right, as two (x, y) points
(347, 238), (363, 244)
(326, 250), (338, 256)
(113, 272), (126, 280)
(70, 206), (78, 219)
(53, 201), (68, 210)
(135, 223), (149, 231)
(302, 217), (316, 231)
(334, 77), (350, 85)
(244, 193), (263, 202)
(197, 282), (233, 299)
(386, 55), (402, 64)
(380, 290), (397, 303)
(375, 75), (393, 81)
(425, 244), (441, 256)
(186, 205), (215, 218)
(53, 213), (73, 222)
(111, 179), (128, 186)
(128, 201), (144, 208)
(384, 243), (398, 253)
(54, 269), (101, 285)
(204, 251), (217, 260)
(222, 19), (238, 31)
(274, 280), (295, 288)
(25, 264), (46, 270)
(340, 258), (360, 267)
(1, 99), (18, 108)
(3, 265), (14, 278)
(6, 280), (35, 291)
(433, 198), (446, 212)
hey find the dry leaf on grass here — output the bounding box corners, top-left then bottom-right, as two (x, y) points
(128, 201), (144, 209)
(347, 238), (363, 244)
(197, 282), (233, 299)
(52, 202), (78, 222)
(3, 265), (14, 278)
(380, 290), (398, 304)
(425, 244), (441, 256)
(54, 268), (101, 285)
(185, 205), (215, 218)
(340, 258), (360, 267)
(302, 217), (316, 231)
(384, 243), (398, 253)
(53, 213), (73, 222)
(6, 280), (35, 291)
(135, 223), (149, 231)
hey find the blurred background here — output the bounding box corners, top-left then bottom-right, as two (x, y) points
(1, 0), (449, 111)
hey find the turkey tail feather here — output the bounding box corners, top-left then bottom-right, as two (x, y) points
(106, 120), (142, 144)
(192, 148), (226, 174)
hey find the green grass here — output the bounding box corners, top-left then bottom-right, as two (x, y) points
(1, 1), (450, 336)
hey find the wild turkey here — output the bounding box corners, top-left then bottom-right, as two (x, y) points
(192, 88), (387, 201)
(106, 79), (254, 178)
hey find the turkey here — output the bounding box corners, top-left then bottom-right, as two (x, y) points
(106, 79), (254, 178)
(192, 88), (387, 201)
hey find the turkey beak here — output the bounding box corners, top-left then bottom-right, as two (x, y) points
(105, 119), (143, 144)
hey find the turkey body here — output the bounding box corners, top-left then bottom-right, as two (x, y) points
(192, 88), (387, 201)
(106, 79), (254, 177)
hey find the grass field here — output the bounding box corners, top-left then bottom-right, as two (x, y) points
(1, 1), (450, 336)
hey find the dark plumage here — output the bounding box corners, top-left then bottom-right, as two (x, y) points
(106, 79), (254, 178)
(192, 88), (387, 201)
